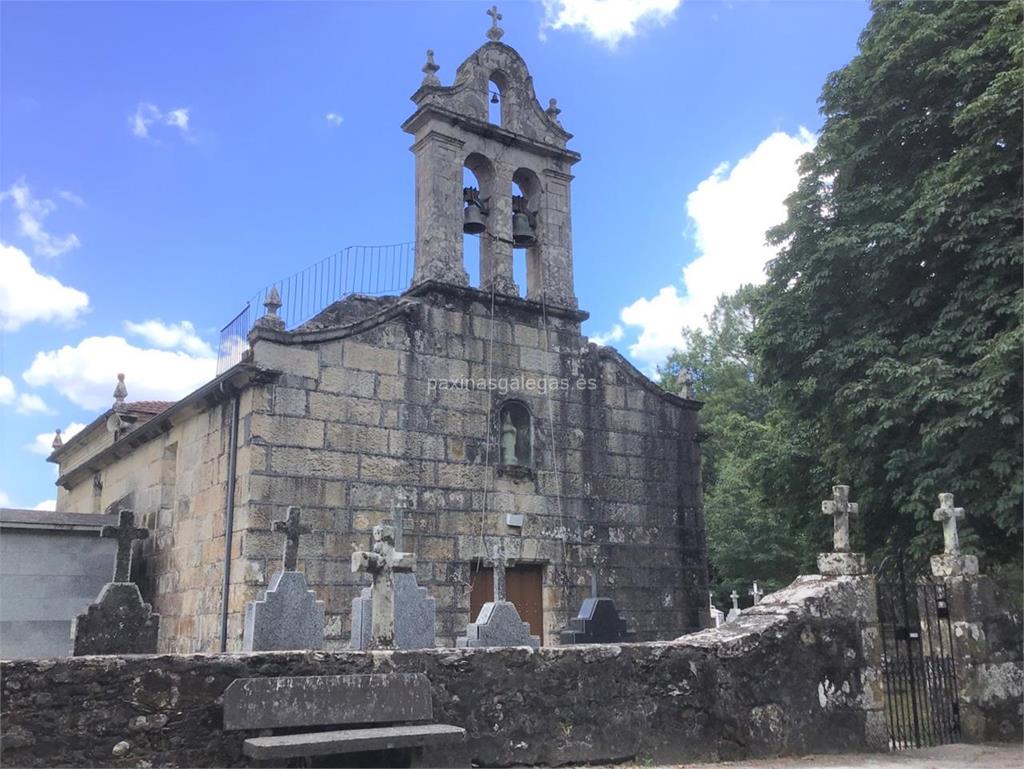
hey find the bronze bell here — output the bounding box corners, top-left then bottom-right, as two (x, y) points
(463, 201), (486, 234)
(512, 211), (536, 248)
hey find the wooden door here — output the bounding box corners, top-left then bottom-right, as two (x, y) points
(469, 563), (545, 644)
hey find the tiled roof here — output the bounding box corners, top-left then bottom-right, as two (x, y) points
(124, 401), (175, 416)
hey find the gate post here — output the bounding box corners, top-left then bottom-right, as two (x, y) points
(929, 495), (1023, 743)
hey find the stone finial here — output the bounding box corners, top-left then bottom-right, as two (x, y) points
(421, 49), (440, 87)
(930, 493), (979, 578)
(52, 428), (63, 450)
(112, 373), (127, 412)
(255, 285), (285, 331)
(933, 493), (965, 556)
(677, 368), (695, 399)
(486, 5), (504, 41)
(545, 98), (562, 125)
(100, 508), (149, 583)
(272, 506), (310, 572)
(822, 484), (858, 553)
(749, 581), (764, 605)
(817, 484), (867, 576)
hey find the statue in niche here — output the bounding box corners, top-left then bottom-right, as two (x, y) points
(500, 411), (518, 465)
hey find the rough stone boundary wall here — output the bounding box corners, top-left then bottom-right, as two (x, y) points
(0, 575), (885, 767)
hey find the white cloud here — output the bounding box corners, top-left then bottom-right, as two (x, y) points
(0, 180), (81, 257)
(619, 128), (816, 369)
(325, 112), (344, 126)
(0, 490), (10, 507)
(124, 319), (215, 357)
(0, 243), (90, 331)
(589, 323), (624, 346)
(16, 393), (55, 416)
(57, 190), (87, 208)
(0, 375), (14, 404)
(28, 421), (86, 456)
(541, 0), (680, 47)
(22, 335), (216, 411)
(131, 102), (192, 140)
(33, 499), (57, 511)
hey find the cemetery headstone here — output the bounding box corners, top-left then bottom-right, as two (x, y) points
(930, 493), (979, 577)
(726, 590), (741, 623)
(559, 570), (634, 644)
(816, 485), (868, 575)
(708, 592), (725, 628)
(749, 581), (764, 605)
(72, 509), (160, 655)
(243, 507), (325, 651)
(456, 542), (539, 648)
(351, 522), (415, 649)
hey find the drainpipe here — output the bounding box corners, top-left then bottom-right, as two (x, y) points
(219, 388), (241, 652)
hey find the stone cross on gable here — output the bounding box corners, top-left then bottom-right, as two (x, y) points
(486, 5), (504, 41)
(272, 507), (309, 571)
(351, 523), (416, 649)
(822, 485), (858, 553)
(933, 493), (965, 556)
(749, 581), (764, 605)
(101, 509), (149, 583)
(730, 590), (740, 610)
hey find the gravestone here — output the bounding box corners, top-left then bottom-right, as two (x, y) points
(708, 592), (725, 628)
(749, 581), (764, 606)
(72, 509), (160, 655)
(351, 522), (415, 649)
(350, 573), (436, 650)
(559, 571), (634, 644)
(726, 590), (741, 623)
(243, 507), (325, 651)
(456, 543), (539, 648)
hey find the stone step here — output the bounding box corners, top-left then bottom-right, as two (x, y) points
(242, 723), (466, 760)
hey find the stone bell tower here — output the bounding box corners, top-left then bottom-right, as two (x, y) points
(402, 7), (581, 309)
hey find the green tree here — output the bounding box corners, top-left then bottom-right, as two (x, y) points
(754, 0), (1023, 564)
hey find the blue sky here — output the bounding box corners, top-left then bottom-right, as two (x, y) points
(0, 0), (871, 509)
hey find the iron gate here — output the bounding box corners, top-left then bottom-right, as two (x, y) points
(876, 552), (961, 749)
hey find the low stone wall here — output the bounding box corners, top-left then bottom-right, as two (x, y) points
(0, 575), (885, 767)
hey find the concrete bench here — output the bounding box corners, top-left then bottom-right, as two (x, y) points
(223, 673), (465, 766)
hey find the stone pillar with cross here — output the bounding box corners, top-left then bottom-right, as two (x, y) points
(243, 507), (325, 651)
(749, 581), (764, 605)
(930, 493), (979, 577)
(351, 523), (416, 649)
(72, 508), (160, 655)
(817, 484), (868, 576)
(726, 590), (741, 623)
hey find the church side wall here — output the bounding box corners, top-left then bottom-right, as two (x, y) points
(55, 397), (255, 654)
(239, 291), (706, 649)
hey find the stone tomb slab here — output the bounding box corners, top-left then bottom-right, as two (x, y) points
(456, 601), (539, 648)
(350, 572), (436, 650)
(72, 582), (159, 655)
(243, 571), (325, 651)
(559, 597), (634, 644)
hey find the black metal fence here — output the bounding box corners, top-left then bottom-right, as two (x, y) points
(876, 551), (961, 749)
(217, 242), (414, 374)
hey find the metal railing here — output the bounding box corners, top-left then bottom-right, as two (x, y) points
(217, 242), (414, 374)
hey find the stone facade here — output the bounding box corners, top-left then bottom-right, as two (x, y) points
(45, 31), (707, 653)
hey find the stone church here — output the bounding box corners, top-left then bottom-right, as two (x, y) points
(48, 21), (709, 652)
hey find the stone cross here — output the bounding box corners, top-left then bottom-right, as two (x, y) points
(749, 581), (764, 605)
(490, 542), (507, 602)
(272, 506), (309, 571)
(351, 523), (416, 649)
(822, 485), (858, 553)
(730, 590), (740, 611)
(101, 509), (149, 582)
(486, 5), (504, 41)
(933, 493), (965, 556)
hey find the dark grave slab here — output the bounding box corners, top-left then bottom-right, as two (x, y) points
(72, 583), (159, 655)
(559, 597), (635, 644)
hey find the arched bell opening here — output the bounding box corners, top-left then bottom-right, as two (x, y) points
(512, 168), (543, 299)
(488, 72), (509, 127)
(462, 153), (496, 289)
